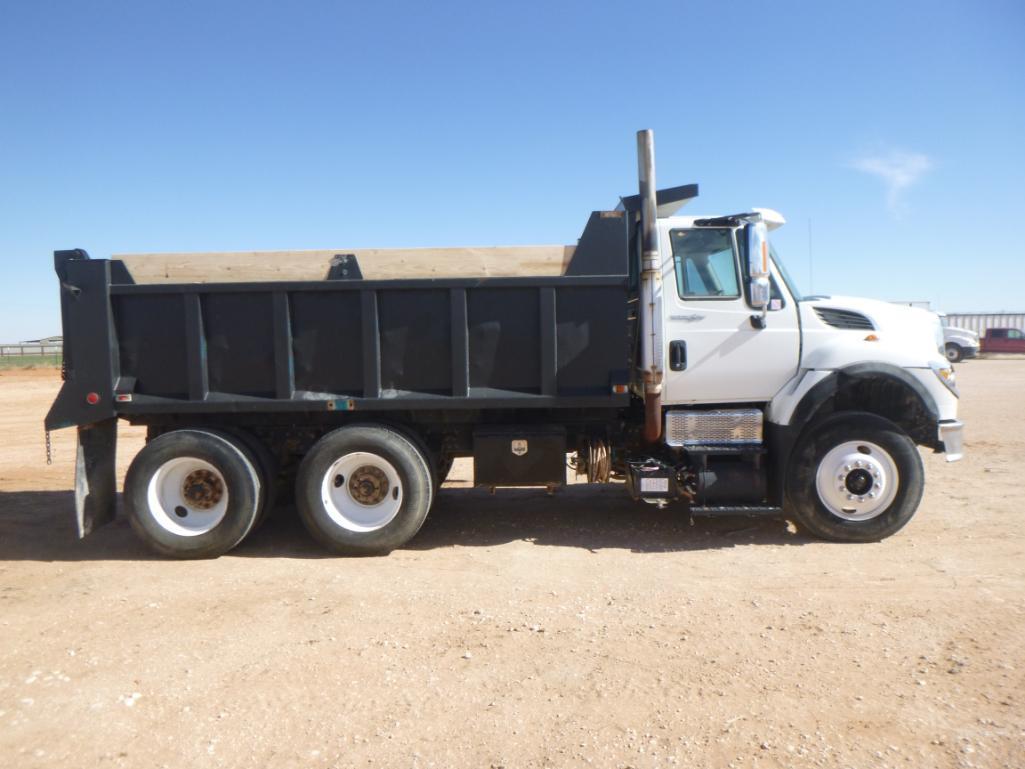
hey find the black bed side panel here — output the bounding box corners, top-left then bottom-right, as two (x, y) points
(291, 292), (364, 395)
(115, 294), (189, 398)
(468, 288), (540, 393)
(379, 289), (451, 395)
(203, 293), (276, 397)
(556, 285), (631, 396)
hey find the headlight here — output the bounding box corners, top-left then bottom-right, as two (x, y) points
(930, 361), (959, 397)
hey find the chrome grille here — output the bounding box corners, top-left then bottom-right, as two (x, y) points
(813, 307), (875, 330)
(664, 409), (763, 447)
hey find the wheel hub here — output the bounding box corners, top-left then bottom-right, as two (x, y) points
(834, 457), (884, 506)
(815, 441), (900, 521)
(844, 467), (875, 496)
(182, 469), (224, 510)
(348, 465), (389, 506)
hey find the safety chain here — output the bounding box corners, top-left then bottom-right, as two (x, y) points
(45, 430), (53, 465)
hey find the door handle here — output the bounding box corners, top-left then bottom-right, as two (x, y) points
(669, 340), (687, 371)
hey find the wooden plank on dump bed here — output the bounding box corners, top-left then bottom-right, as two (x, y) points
(115, 246), (577, 283)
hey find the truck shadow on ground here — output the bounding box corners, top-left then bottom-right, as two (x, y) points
(400, 486), (811, 556)
(0, 486), (812, 562)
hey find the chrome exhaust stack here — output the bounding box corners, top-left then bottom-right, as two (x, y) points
(636, 129), (663, 443)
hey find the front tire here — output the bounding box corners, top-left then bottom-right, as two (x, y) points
(945, 343), (964, 363)
(125, 429), (262, 558)
(786, 412), (924, 542)
(296, 425), (433, 555)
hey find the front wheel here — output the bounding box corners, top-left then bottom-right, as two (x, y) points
(945, 343), (963, 363)
(296, 425), (433, 555)
(786, 412), (924, 542)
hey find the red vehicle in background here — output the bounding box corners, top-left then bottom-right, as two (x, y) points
(981, 328), (1025, 353)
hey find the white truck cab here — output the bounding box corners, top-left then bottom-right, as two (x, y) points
(639, 194), (963, 540)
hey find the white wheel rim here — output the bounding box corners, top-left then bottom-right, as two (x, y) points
(815, 440), (899, 521)
(320, 452), (403, 532)
(945, 348), (958, 361)
(146, 457), (229, 536)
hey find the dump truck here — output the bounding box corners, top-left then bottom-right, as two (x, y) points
(45, 130), (964, 558)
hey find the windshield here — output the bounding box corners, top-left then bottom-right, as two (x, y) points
(770, 244), (802, 301)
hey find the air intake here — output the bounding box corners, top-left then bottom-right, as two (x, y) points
(814, 307), (875, 330)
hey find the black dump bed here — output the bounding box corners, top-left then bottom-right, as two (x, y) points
(46, 211), (636, 430)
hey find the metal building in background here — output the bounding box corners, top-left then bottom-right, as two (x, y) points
(944, 313), (1025, 334)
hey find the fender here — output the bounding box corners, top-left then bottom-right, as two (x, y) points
(788, 363), (939, 436)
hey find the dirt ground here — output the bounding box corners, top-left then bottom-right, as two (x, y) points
(1, 362), (1022, 769)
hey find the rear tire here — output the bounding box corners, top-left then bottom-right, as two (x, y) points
(945, 343), (963, 363)
(221, 427), (279, 524)
(436, 453), (455, 486)
(296, 425), (433, 555)
(786, 412), (924, 542)
(125, 429), (262, 558)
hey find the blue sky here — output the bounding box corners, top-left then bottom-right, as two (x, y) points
(1, 0), (1023, 340)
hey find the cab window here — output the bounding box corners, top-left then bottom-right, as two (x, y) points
(670, 228), (740, 299)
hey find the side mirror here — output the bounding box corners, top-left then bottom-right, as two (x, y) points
(745, 221), (771, 311)
(750, 276), (771, 309)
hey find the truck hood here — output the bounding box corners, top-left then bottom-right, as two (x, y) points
(944, 325), (980, 344)
(800, 296), (945, 369)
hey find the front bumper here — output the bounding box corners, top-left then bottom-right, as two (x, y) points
(938, 420), (965, 462)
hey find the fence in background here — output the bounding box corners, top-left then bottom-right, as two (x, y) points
(0, 343), (63, 357)
(945, 313), (1025, 335)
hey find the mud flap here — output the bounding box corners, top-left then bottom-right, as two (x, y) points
(75, 419), (118, 537)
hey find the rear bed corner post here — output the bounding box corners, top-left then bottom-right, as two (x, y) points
(75, 419), (118, 537)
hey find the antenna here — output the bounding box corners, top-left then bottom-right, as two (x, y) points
(808, 218), (814, 294)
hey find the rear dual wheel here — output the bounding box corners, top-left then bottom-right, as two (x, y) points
(296, 425), (433, 555)
(221, 427), (280, 526)
(125, 429), (269, 559)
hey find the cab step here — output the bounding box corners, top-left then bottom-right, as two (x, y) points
(688, 505), (782, 517)
(683, 444), (767, 455)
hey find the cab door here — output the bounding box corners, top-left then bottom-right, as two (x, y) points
(660, 222), (800, 404)
(999, 328), (1025, 352)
